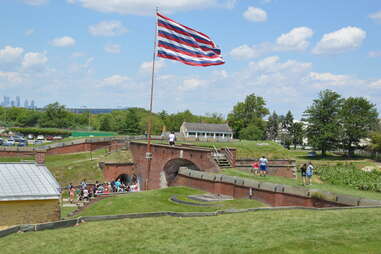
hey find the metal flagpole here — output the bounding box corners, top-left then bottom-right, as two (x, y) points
(145, 7), (159, 191)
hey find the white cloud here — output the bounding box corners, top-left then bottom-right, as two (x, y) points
(178, 78), (208, 91)
(23, 0), (48, 5)
(25, 29), (35, 36)
(230, 44), (269, 59)
(77, 0), (230, 15)
(0, 72), (25, 83)
(67, 0), (76, 3)
(139, 60), (166, 73)
(71, 52), (86, 58)
(50, 36), (76, 47)
(69, 57), (94, 73)
(22, 51), (48, 69)
(369, 80), (381, 88)
(369, 11), (381, 23)
(102, 74), (129, 85)
(276, 27), (313, 51)
(309, 72), (351, 86)
(104, 44), (121, 54)
(0, 46), (24, 63)
(368, 51), (381, 58)
(89, 21), (128, 36)
(248, 56), (312, 74)
(312, 26), (366, 55)
(243, 6), (267, 22)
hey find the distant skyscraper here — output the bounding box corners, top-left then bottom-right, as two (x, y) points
(11, 100), (15, 107)
(30, 100), (35, 109)
(16, 96), (20, 107)
(24, 99), (29, 108)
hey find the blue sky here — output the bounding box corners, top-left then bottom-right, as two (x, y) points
(1, 0), (381, 118)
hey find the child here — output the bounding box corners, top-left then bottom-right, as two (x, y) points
(300, 163), (307, 185)
(69, 185), (75, 203)
(252, 161), (259, 175)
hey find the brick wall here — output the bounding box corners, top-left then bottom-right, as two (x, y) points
(101, 162), (135, 182)
(0, 199), (60, 226)
(129, 142), (219, 190)
(173, 170), (345, 208)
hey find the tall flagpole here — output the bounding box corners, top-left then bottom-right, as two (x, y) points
(145, 7), (158, 191)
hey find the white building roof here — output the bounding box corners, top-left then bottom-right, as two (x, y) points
(0, 163), (60, 201)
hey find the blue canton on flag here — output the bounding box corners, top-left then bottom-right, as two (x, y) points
(157, 12), (225, 67)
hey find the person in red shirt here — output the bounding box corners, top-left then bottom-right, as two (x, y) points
(252, 161), (259, 175)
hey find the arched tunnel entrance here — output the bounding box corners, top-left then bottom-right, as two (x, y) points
(162, 158), (200, 187)
(116, 173), (130, 185)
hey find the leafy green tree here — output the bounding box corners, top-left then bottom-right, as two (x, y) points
(227, 93), (269, 139)
(291, 122), (305, 149)
(266, 111), (279, 141)
(369, 132), (381, 152)
(340, 97), (378, 157)
(303, 90), (344, 157)
(280, 111), (294, 149)
(39, 102), (71, 128)
(99, 115), (112, 131)
(121, 109), (143, 135)
(239, 124), (264, 140)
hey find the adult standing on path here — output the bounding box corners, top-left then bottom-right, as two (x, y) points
(306, 162), (314, 185)
(168, 132), (176, 146)
(300, 163), (307, 185)
(259, 156), (268, 177)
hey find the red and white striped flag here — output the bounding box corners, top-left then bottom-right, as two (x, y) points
(157, 12), (225, 67)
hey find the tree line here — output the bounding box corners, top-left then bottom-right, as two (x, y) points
(227, 90), (380, 157)
(0, 102), (224, 135)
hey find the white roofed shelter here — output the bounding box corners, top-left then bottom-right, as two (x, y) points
(180, 122), (233, 140)
(0, 163), (61, 226)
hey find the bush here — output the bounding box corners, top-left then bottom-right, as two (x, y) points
(317, 165), (381, 192)
(10, 127), (72, 137)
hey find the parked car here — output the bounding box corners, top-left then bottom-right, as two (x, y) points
(46, 136), (54, 141)
(4, 139), (15, 146)
(17, 141), (27, 147)
(36, 135), (44, 140)
(0, 138), (3, 145)
(34, 140), (43, 145)
(53, 136), (63, 140)
(27, 134), (34, 140)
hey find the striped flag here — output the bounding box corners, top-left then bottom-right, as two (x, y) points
(157, 12), (225, 67)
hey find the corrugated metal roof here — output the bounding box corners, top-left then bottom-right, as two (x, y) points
(182, 122), (233, 133)
(0, 163), (60, 201)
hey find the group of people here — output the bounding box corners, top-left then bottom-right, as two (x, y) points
(251, 156), (314, 185)
(251, 156), (269, 177)
(300, 162), (314, 185)
(68, 177), (140, 203)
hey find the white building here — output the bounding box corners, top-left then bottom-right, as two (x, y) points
(180, 122), (233, 139)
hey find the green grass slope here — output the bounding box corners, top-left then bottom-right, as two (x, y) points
(222, 168), (381, 200)
(2, 208), (381, 254)
(76, 186), (265, 216)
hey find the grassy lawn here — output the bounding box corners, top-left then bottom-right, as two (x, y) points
(44, 149), (107, 186)
(102, 149), (132, 163)
(75, 187), (265, 217)
(2, 208), (381, 253)
(152, 140), (293, 159)
(222, 168), (381, 200)
(288, 149), (379, 168)
(0, 156), (34, 162)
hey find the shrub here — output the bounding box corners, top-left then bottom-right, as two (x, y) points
(10, 127), (72, 137)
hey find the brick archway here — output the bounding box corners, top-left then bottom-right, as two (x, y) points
(163, 158), (200, 187)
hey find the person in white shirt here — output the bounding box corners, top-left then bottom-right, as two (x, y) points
(306, 162), (314, 185)
(259, 156), (268, 177)
(168, 132), (176, 146)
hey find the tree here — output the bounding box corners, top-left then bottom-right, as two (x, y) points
(239, 124), (265, 140)
(39, 102), (71, 128)
(121, 109), (143, 135)
(340, 97), (378, 157)
(303, 90), (344, 157)
(227, 93), (269, 139)
(266, 111), (279, 141)
(280, 111), (294, 149)
(99, 115), (112, 131)
(369, 132), (381, 152)
(290, 122), (305, 149)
